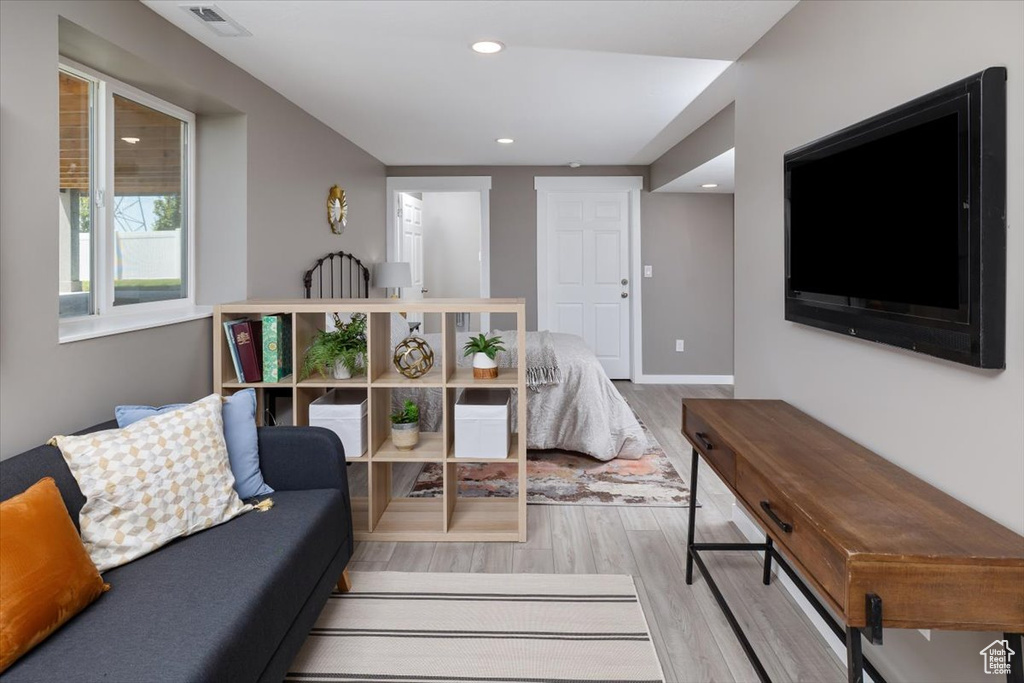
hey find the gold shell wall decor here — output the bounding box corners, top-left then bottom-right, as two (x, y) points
(393, 336), (435, 379)
(327, 185), (348, 235)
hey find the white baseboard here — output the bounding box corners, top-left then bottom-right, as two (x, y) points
(633, 374), (734, 385)
(731, 505), (882, 683)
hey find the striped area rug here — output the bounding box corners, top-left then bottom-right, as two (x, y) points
(286, 572), (665, 683)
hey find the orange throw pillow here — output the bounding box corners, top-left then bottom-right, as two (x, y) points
(0, 477), (109, 672)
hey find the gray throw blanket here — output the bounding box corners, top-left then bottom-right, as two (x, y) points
(496, 330), (561, 390)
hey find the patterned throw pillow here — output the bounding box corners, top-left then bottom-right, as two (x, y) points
(49, 394), (251, 572)
(115, 389), (273, 500)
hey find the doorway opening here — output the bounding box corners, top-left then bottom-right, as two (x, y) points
(386, 177), (491, 332)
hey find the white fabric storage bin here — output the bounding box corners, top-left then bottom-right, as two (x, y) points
(454, 389), (511, 459)
(309, 389), (367, 459)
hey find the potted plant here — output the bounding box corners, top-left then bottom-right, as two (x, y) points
(300, 313), (367, 380)
(390, 399), (420, 450)
(463, 333), (505, 379)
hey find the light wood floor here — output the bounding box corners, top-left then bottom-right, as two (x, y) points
(347, 383), (845, 683)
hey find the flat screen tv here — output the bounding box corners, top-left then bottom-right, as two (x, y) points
(784, 68), (1007, 369)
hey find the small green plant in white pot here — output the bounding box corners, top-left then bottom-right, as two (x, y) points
(390, 400), (420, 450)
(463, 333), (505, 380)
(300, 313), (367, 380)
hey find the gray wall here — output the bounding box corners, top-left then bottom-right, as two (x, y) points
(388, 166), (734, 375)
(195, 114), (247, 305)
(245, 107), (386, 299)
(650, 103), (735, 191)
(733, 1), (1023, 681)
(641, 194), (733, 375)
(0, 0), (385, 458)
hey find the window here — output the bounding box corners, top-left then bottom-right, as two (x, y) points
(58, 70), (94, 317)
(59, 61), (197, 336)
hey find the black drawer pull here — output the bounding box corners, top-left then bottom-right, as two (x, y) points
(760, 501), (793, 533)
(695, 431), (715, 450)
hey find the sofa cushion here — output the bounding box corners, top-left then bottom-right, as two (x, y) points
(51, 395), (251, 571)
(1, 488), (348, 683)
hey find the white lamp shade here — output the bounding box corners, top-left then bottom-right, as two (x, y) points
(374, 261), (412, 289)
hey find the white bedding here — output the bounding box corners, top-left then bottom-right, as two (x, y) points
(392, 326), (645, 461)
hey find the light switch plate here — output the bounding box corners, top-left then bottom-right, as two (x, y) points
(676, 339), (685, 352)
(644, 265), (653, 278)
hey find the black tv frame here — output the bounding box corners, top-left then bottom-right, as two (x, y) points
(784, 67), (1007, 369)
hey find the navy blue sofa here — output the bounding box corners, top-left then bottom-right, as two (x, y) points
(0, 424), (353, 683)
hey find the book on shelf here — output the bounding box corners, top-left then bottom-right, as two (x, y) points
(223, 321), (245, 383)
(262, 314), (292, 383)
(231, 320), (263, 383)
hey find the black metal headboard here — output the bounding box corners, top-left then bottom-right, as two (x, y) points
(303, 251), (370, 299)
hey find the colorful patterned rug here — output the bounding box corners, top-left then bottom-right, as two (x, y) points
(409, 413), (692, 507)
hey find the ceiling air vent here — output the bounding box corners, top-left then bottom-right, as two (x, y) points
(182, 4), (251, 37)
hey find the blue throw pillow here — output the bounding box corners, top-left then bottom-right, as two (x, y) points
(114, 389), (273, 499)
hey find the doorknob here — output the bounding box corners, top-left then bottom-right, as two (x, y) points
(621, 278), (629, 286)
(621, 292), (629, 298)
(421, 288), (429, 294)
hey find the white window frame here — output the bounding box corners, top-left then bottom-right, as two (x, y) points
(59, 59), (207, 343)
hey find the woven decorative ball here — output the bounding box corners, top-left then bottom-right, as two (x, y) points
(393, 336), (435, 379)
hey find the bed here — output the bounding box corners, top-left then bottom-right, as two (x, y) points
(301, 253), (645, 461)
(392, 323), (646, 462)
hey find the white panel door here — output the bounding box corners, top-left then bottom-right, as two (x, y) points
(544, 191), (630, 378)
(400, 193), (425, 324)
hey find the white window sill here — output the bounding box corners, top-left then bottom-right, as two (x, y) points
(59, 305), (213, 344)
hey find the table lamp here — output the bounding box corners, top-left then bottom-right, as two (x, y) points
(374, 262), (412, 298)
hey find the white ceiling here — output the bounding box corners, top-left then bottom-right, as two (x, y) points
(142, 1), (796, 166)
(656, 148), (735, 193)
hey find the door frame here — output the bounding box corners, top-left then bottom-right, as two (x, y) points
(535, 176), (643, 381)
(386, 176), (492, 331)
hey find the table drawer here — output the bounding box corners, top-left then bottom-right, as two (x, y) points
(735, 459), (848, 607)
(682, 408), (736, 485)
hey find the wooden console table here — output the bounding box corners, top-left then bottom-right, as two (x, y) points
(681, 399), (1024, 683)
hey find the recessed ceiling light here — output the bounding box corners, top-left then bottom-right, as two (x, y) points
(496, 138), (514, 144)
(121, 137), (140, 144)
(472, 40), (504, 54)
(701, 183), (718, 188)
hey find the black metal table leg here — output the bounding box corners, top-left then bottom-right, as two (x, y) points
(685, 447), (699, 585)
(691, 548), (772, 683)
(847, 626), (864, 683)
(762, 535), (774, 585)
(1006, 633), (1023, 683)
(685, 520), (889, 683)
